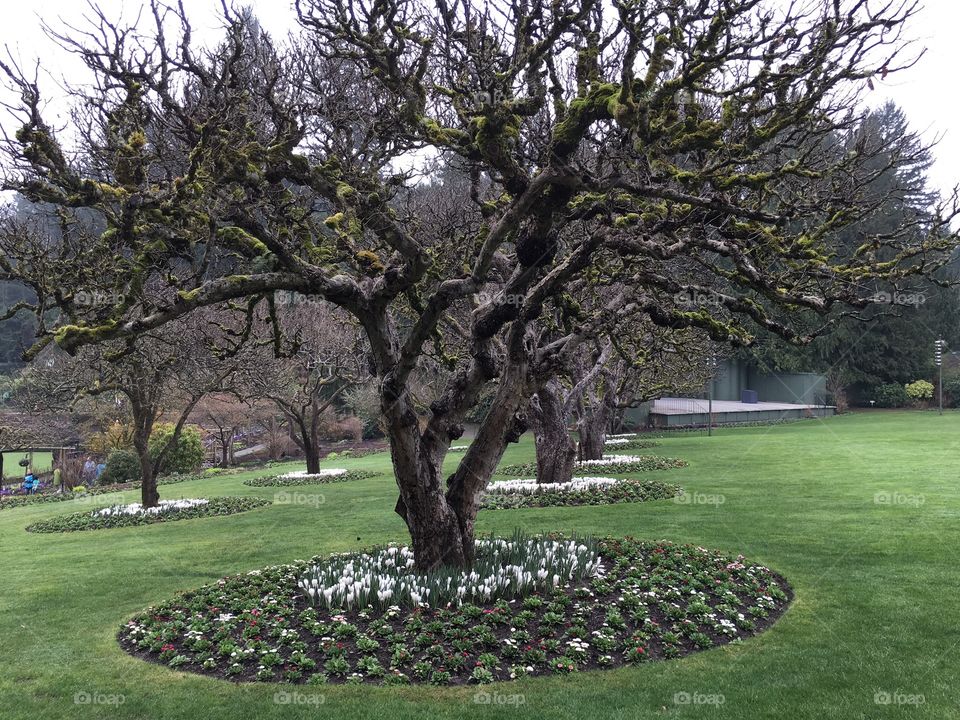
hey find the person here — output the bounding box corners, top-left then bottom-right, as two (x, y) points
(23, 471), (35, 494)
(82, 458), (96, 484)
(53, 467), (62, 492)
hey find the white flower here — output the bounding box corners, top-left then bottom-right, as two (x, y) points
(93, 498), (209, 517)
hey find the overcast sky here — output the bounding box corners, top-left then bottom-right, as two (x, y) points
(0, 0), (957, 197)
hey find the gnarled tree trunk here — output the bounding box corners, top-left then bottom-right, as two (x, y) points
(577, 402), (610, 461)
(385, 326), (531, 570)
(529, 378), (576, 484)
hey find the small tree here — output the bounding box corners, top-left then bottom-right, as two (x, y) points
(245, 303), (366, 473)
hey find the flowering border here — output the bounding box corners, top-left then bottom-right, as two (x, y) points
(25, 496), (272, 533)
(117, 537), (791, 685)
(497, 455), (687, 476)
(481, 479), (680, 510)
(243, 470), (379, 487)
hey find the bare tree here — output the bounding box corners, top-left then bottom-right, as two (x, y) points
(0, 1), (957, 567)
(244, 302), (366, 473)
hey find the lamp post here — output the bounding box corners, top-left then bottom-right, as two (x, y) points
(707, 356), (718, 436)
(935, 339), (945, 415)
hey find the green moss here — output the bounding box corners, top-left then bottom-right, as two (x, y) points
(216, 226), (270, 256)
(324, 213), (345, 230)
(354, 250), (385, 275)
(336, 182), (357, 202)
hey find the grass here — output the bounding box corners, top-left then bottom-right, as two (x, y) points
(1, 411), (958, 718)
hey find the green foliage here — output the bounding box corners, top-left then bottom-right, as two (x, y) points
(99, 448), (141, 485)
(942, 371), (960, 407)
(904, 380), (934, 401)
(149, 424), (204, 475)
(873, 383), (910, 408)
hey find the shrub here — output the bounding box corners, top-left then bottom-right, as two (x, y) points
(873, 383), (909, 408)
(149, 424), (204, 475)
(905, 379), (934, 403)
(99, 449), (141, 485)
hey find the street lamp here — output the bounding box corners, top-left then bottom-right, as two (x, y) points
(935, 339), (946, 415)
(707, 356), (718, 436)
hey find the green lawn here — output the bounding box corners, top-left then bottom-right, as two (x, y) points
(1, 411), (958, 719)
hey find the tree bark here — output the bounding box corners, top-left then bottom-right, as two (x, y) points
(577, 403), (609, 461)
(529, 378), (576, 484)
(384, 326), (531, 570)
(134, 438), (159, 507)
(304, 440), (322, 474)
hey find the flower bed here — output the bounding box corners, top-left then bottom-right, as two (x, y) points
(481, 478), (680, 510)
(117, 536), (791, 685)
(0, 473), (209, 511)
(604, 437), (660, 451)
(26, 496), (271, 533)
(497, 454), (687, 476)
(300, 535), (601, 611)
(243, 469), (378, 487)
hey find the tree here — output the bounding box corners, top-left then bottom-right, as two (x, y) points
(194, 394), (253, 467)
(530, 325), (714, 482)
(16, 314), (244, 505)
(244, 302), (365, 473)
(0, 1), (957, 568)
(745, 103), (960, 403)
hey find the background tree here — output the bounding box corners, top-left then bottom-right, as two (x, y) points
(244, 301), (366, 473)
(16, 312), (245, 504)
(0, 1), (957, 568)
(193, 393), (254, 467)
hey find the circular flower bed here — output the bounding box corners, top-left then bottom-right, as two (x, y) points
(243, 470), (379, 487)
(0, 472), (209, 511)
(497, 454), (687, 476)
(481, 477), (680, 510)
(26, 496), (271, 533)
(118, 536), (791, 685)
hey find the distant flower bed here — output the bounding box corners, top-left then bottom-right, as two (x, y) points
(497, 454), (687, 476)
(481, 478), (680, 509)
(448, 445), (470, 452)
(25, 496), (271, 533)
(0, 473), (208, 511)
(243, 469), (378, 487)
(118, 536), (791, 685)
(604, 437), (660, 450)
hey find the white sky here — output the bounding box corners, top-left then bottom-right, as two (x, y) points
(0, 0), (957, 196)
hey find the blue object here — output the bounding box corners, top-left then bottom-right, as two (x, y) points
(22, 474), (36, 494)
(741, 389), (759, 404)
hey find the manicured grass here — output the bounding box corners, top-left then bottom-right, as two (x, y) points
(1, 411), (958, 718)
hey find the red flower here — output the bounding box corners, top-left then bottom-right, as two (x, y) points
(635, 647), (644, 653)
(161, 644), (175, 652)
